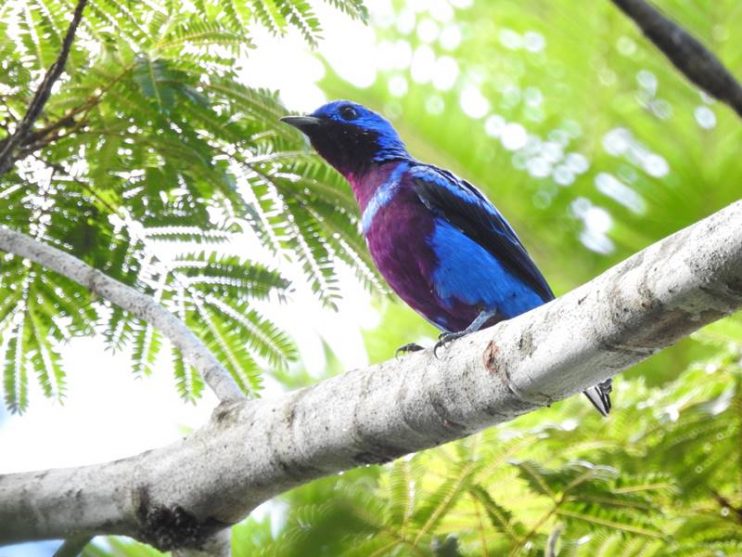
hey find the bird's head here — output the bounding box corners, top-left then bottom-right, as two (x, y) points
(281, 101), (409, 177)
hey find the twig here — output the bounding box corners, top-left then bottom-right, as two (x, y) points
(54, 535), (93, 557)
(0, 226), (245, 403)
(5, 63), (135, 159)
(0, 0), (89, 174)
(711, 489), (742, 524)
(611, 0), (742, 118)
(16, 117), (90, 160)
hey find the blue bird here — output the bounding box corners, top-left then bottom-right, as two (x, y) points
(282, 101), (612, 416)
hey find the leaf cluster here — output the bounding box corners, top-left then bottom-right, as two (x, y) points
(0, 0), (375, 411)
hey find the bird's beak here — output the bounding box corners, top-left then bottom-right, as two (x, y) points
(280, 115), (323, 133)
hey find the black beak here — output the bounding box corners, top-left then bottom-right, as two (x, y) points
(280, 115), (323, 133)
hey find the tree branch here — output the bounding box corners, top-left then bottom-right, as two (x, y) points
(0, 226), (244, 403)
(0, 0), (89, 174)
(1, 64), (135, 161)
(1, 201), (739, 550)
(610, 0), (742, 117)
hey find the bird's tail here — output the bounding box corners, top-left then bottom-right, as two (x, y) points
(583, 379), (613, 417)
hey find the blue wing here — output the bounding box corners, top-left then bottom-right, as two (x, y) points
(408, 164), (554, 303)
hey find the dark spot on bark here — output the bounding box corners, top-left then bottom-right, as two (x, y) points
(354, 451), (391, 465)
(518, 330), (535, 358)
(483, 341), (499, 374)
(637, 277), (661, 312)
(285, 405), (296, 428)
(725, 273), (742, 295)
(699, 284), (742, 307)
(637, 309), (697, 347)
(428, 393), (466, 433)
(210, 400), (242, 428)
(285, 389), (309, 429)
(135, 485), (151, 517)
(482, 404), (509, 418)
(577, 295), (587, 305)
(272, 453), (323, 480)
(353, 442), (408, 465)
(135, 485), (229, 551)
(597, 338), (625, 354)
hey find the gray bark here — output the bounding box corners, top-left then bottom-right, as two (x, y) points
(0, 200), (740, 551)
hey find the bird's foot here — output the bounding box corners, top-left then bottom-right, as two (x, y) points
(433, 331), (467, 358)
(395, 343), (425, 358)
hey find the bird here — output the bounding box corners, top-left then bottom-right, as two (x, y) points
(281, 100), (612, 416)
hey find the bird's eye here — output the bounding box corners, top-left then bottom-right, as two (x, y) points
(339, 105), (359, 121)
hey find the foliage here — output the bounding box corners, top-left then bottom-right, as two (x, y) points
(321, 0), (742, 383)
(1, 0), (741, 555)
(0, 0), (374, 411)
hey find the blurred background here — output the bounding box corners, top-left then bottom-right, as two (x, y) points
(0, 0), (740, 555)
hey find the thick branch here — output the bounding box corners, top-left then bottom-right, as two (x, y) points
(1, 201), (739, 550)
(610, 0), (742, 117)
(0, 226), (243, 402)
(0, 0), (89, 174)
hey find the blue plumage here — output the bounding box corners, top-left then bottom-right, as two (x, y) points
(407, 163), (554, 307)
(429, 219), (544, 320)
(281, 100), (612, 416)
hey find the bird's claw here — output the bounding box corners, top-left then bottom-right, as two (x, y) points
(395, 343), (425, 358)
(433, 331), (466, 358)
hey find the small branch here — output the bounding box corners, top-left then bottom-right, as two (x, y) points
(0, 226), (244, 402)
(610, 0), (742, 117)
(0, 0), (88, 174)
(0, 201), (739, 551)
(2, 64), (134, 159)
(711, 489), (742, 524)
(53, 535), (93, 557)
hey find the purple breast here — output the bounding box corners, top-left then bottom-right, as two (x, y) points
(364, 186), (454, 330)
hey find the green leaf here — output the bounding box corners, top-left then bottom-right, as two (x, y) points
(3, 319), (29, 413)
